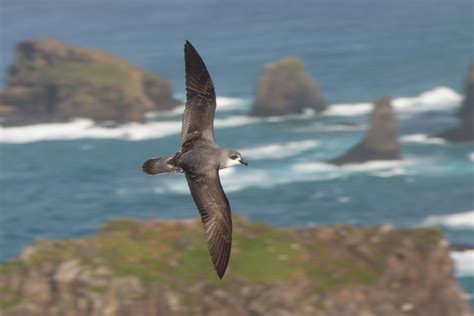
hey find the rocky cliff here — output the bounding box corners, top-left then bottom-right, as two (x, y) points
(436, 65), (474, 142)
(0, 40), (179, 125)
(329, 96), (401, 165)
(250, 58), (327, 116)
(0, 216), (470, 316)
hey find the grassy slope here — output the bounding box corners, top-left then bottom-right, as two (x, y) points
(0, 215), (443, 307)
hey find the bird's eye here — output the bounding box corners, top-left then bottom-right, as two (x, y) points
(230, 155), (238, 160)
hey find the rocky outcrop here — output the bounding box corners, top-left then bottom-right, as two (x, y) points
(0, 215), (470, 316)
(0, 40), (179, 125)
(329, 96), (401, 165)
(250, 58), (327, 116)
(436, 65), (474, 142)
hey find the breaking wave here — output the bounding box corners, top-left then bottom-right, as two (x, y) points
(450, 251), (474, 277)
(150, 96), (251, 118)
(0, 119), (183, 144)
(240, 140), (319, 160)
(324, 87), (461, 117)
(0, 114), (263, 144)
(400, 134), (446, 144)
(292, 160), (405, 173)
(421, 211), (474, 229)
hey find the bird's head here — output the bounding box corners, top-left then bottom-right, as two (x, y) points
(222, 149), (248, 168)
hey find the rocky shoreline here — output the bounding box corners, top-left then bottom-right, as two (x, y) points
(0, 215), (471, 316)
(0, 40), (179, 125)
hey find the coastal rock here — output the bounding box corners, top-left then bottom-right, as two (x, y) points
(250, 58), (327, 116)
(0, 216), (470, 316)
(329, 96), (401, 165)
(0, 40), (179, 125)
(436, 65), (474, 142)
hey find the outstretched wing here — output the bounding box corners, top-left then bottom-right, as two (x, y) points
(182, 41), (217, 146)
(185, 169), (232, 278)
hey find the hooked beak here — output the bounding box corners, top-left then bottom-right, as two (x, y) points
(239, 159), (248, 166)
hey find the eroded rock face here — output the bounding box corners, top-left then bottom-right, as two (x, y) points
(0, 216), (470, 316)
(329, 96), (401, 165)
(0, 40), (179, 125)
(436, 65), (474, 142)
(250, 58), (327, 116)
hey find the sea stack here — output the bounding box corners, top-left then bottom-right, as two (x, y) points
(250, 58), (327, 116)
(436, 65), (474, 142)
(329, 96), (401, 165)
(0, 40), (179, 125)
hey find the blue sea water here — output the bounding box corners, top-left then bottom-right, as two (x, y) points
(1, 0), (473, 303)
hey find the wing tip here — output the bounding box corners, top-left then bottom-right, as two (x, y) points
(184, 40), (195, 54)
(216, 268), (226, 279)
(212, 240), (231, 279)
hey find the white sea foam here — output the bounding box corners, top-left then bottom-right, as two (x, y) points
(214, 115), (260, 128)
(216, 96), (251, 111)
(421, 211), (474, 229)
(469, 152), (474, 161)
(0, 119), (183, 143)
(323, 102), (372, 117)
(392, 87), (461, 111)
(155, 168), (269, 195)
(324, 87), (462, 117)
(400, 134), (446, 144)
(371, 167), (413, 178)
(292, 160), (405, 173)
(240, 140), (319, 160)
(153, 159), (410, 196)
(0, 112), (265, 143)
(149, 96), (250, 118)
(450, 250), (474, 277)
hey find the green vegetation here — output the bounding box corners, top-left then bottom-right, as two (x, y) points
(274, 58), (305, 72)
(10, 60), (142, 96)
(0, 215), (443, 295)
(0, 287), (22, 309)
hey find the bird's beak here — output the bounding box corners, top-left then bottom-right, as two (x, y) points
(239, 159), (248, 166)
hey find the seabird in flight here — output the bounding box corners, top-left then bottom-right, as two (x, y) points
(142, 41), (248, 279)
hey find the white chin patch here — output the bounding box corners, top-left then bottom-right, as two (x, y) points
(225, 158), (241, 168)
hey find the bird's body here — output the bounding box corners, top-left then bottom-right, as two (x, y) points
(142, 41), (247, 279)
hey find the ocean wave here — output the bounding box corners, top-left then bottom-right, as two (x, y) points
(0, 113), (264, 144)
(421, 211), (474, 229)
(0, 119), (183, 144)
(469, 152), (474, 161)
(292, 160), (405, 173)
(324, 87), (461, 117)
(370, 167), (413, 178)
(450, 250), (474, 277)
(154, 168), (269, 195)
(400, 134), (446, 144)
(323, 102), (372, 117)
(216, 96), (251, 111)
(240, 140), (319, 160)
(152, 159), (410, 196)
(147, 96), (250, 118)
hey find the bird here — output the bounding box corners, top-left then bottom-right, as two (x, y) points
(142, 41), (248, 279)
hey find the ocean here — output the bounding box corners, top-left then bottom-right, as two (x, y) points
(1, 0), (473, 303)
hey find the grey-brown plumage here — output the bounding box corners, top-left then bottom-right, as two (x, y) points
(142, 41), (247, 279)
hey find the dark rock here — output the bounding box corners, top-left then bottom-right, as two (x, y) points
(250, 58), (327, 116)
(436, 65), (474, 142)
(329, 96), (401, 165)
(0, 40), (179, 125)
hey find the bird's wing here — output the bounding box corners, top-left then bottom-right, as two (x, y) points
(185, 168), (232, 278)
(182, 41), (217, 147)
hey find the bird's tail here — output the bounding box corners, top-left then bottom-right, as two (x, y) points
(142, 154), (182, 175)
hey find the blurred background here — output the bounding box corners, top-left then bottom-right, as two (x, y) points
(0, 0), (473, 314)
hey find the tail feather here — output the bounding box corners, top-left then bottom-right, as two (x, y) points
(142, 155), (182, 175)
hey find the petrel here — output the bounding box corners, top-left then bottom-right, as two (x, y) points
(142, 41), (248, 279)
